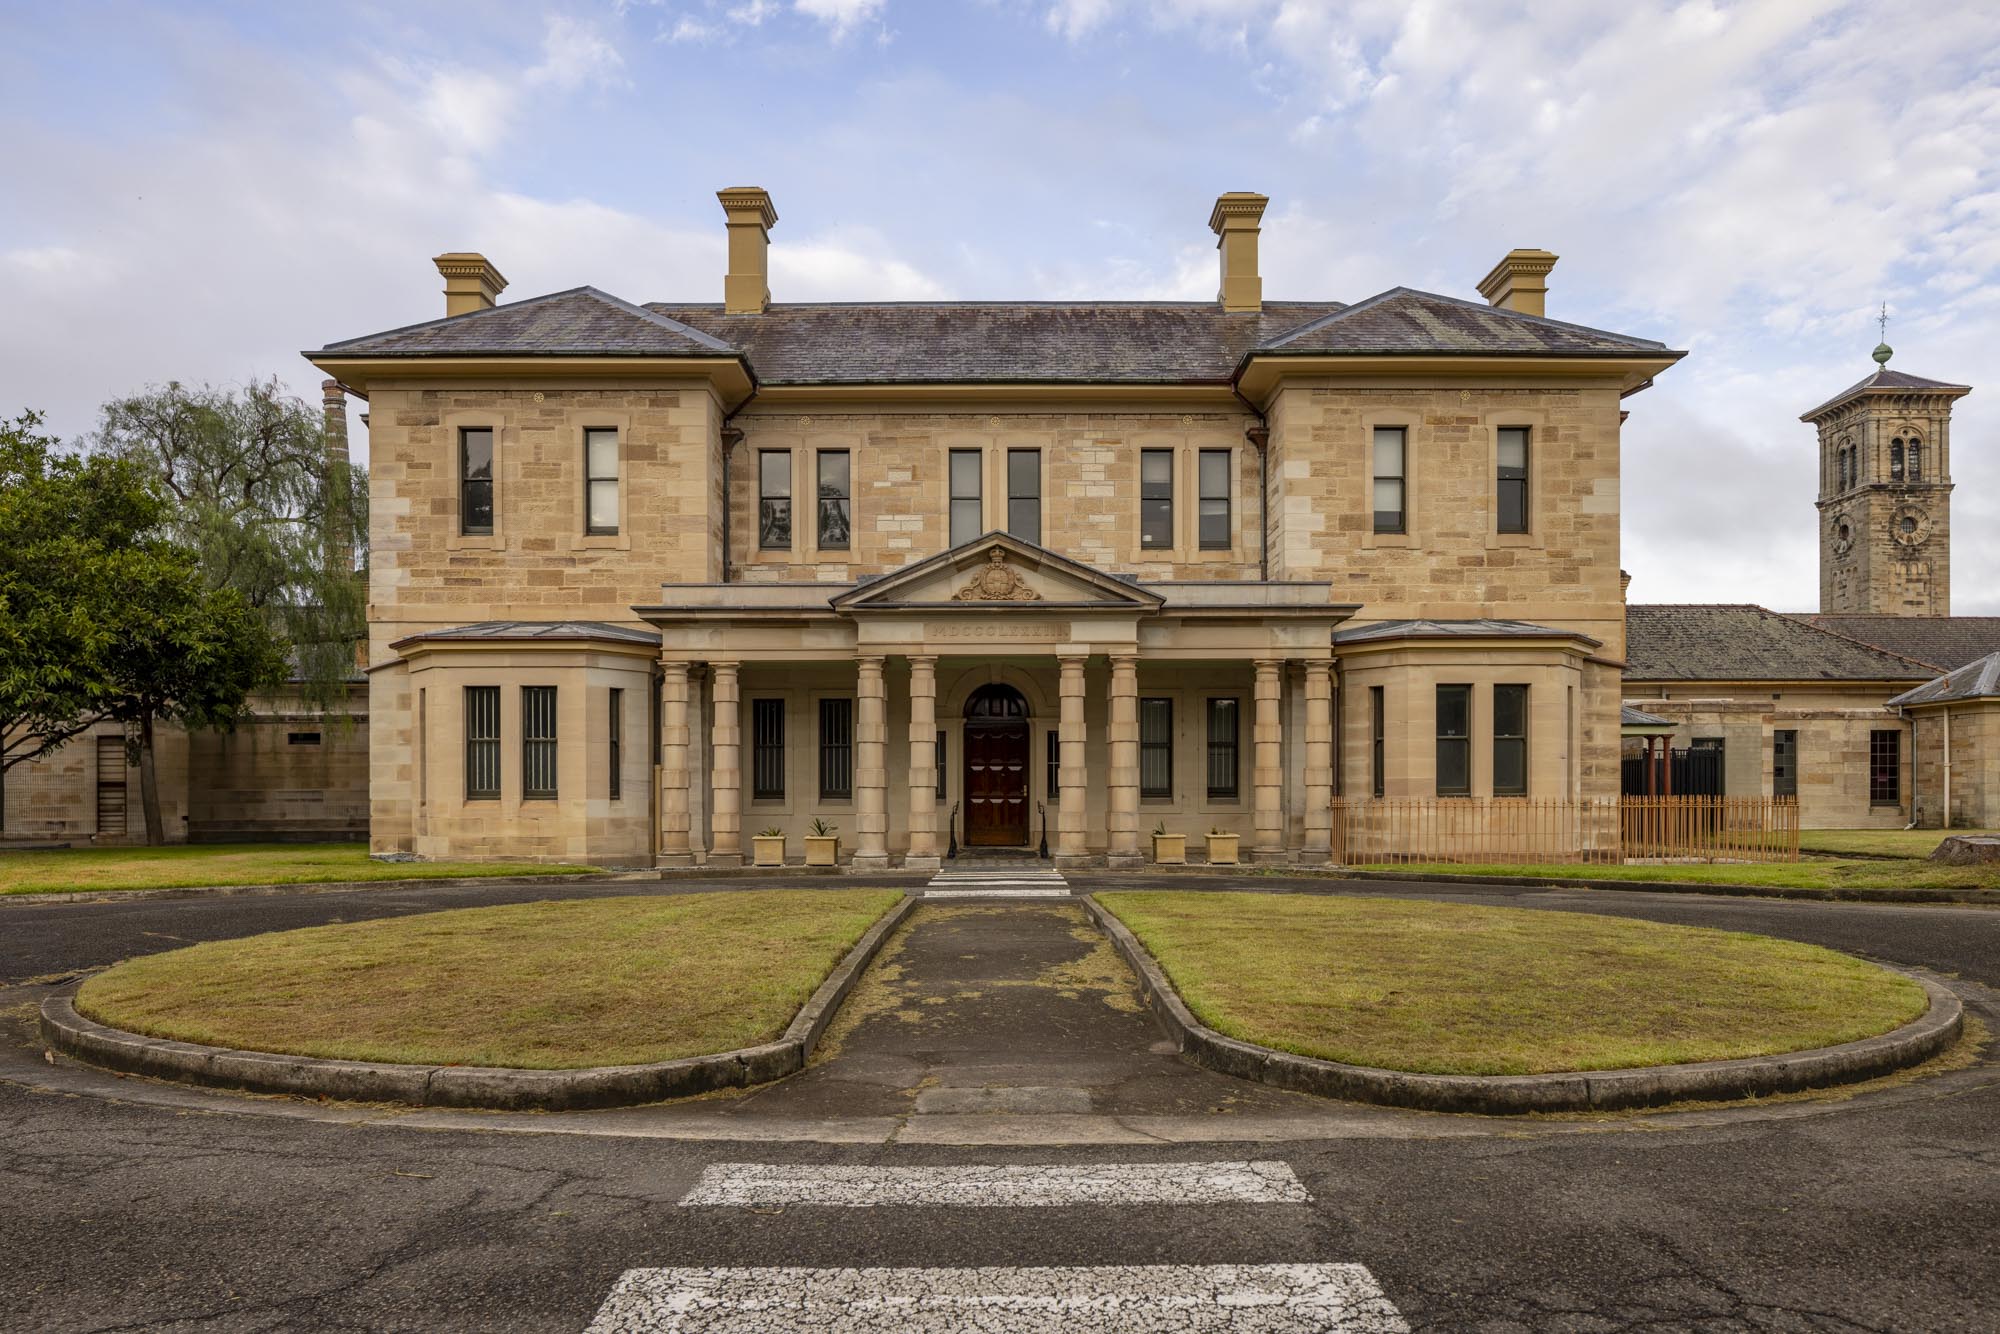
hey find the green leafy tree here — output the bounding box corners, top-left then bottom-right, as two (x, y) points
(96, 378), (368, 711)
(98, 551), (290, 844)
(0, 411), (162, 833)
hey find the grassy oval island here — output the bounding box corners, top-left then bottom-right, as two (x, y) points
(76, 890), (903, 1070)
(1097, 891), (1929, 1077)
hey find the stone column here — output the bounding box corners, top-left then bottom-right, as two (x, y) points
(1252, 658), (1286, 861)
(1107, 654), (1141, 866)
(1057, 654), (1089, 863)
(659, 660), (693, 866)
(1300, 661), (1334, 863)
(853, 655), (890, 869)
(905, 656), (940, 870)
(708, 661), (741, 866)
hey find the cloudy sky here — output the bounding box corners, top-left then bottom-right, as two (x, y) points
(3, 0), (1995, 612)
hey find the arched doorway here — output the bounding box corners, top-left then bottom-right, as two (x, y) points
(963, 683), (1030, 846)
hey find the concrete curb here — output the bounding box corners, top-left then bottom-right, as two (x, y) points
(1082, 895), (1964, 1115)
(39, 894), (918, 1112)
(2, 868), (934, 907)
(1330, 868), (1997, 906)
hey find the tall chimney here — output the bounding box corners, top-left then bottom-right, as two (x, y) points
(433, 252), (508, 317)
(1476, 248), (1558, 318)
(321, 380), (353, 577)
(1208, 192), (1268, 314)
(718, 187), (779, 314)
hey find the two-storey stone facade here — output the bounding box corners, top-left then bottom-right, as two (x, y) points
(309, 190), (1681, 866)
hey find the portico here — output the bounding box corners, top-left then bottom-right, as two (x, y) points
(638, 534), (1352, 868)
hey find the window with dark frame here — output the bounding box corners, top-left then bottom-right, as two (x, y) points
(949, 449), (982, 547)
(1372, 426), (1406, 534)
(936, 731), (947, 799)
(752, 699), (785, 800)
(608, 688), (623, 800)
(818, 697), (854, 800)
(522, 686), (557, 800)
(1371, 686), (1385, 798)
(585, 427), (619, 535)
(465, 686), (500, 800)
(1140, 448), (1174, 549)
(1773, 728), (1798, 798)
(1497, 427), (1529, 534)
(1435, 684), (1471, 797)
(1139, 697), (1173, 798)
(1205, 697), (1240, 799)
(1197, 449), (1231, 549)
(1492, 684), (1528, 796)
(1891, 439), (1905, 481)
(1869, 729), (1901, 805)
(1007, 448), (1041, 544)
(460, 427), (494, 536)
(817, 450), (851, 550)
(1908, 440), (1922, 481)
(758, 450), (792, 549)
(287, 732), (321, 746)
(1046, 729), (1060, 803)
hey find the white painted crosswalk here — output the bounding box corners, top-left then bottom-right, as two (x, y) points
(924, 865), (1070, 896)
(586, 1263), (1410, 1332)
(678, 1161), (1311, 1208)
(586, 1157), (1410, 1331)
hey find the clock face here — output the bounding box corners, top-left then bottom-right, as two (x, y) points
(1892, 506), (1931, 547)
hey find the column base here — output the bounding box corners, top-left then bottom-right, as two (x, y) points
(1294, 849), (1333, 866)
(1249, 849), (1292, 865)
(1105, 853), (1146, 869)
(901, 855), (942, 873)
(1053, 853), (1102, 870)
(705, 852), (743, 868)
(849, 852), (892, 871)
(656, 852), (695, 868)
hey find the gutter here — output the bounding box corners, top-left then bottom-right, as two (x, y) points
(1231, 383), (1271, 581)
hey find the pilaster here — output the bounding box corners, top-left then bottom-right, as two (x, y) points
(659, 660), (692, 866)
(1107, 654), (1141, 866)
(905, 656), (940, 871)
(708, 661), (741, 866)
(853, 655), (890, 869)
(1301, 661), (1333, 863)
(1252, 658), (1286, 861)
(1057, 655), (1090, 864)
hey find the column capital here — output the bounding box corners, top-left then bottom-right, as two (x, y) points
(709, 658), (740, 675)
(906, 654), (938, 669)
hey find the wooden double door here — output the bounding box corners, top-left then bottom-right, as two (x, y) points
(963, 684), (1030, 847)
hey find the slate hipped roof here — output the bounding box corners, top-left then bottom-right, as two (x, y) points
(314, 286), (1678, 385)
(1788, 615), (2000, 674)
(390, 620), (662, 648)
(1335, 618), (1600, 646)
(1801, 367), (1972, 420)
(1886, 652), (2000, 707)
(1625, 605), (1936, 682)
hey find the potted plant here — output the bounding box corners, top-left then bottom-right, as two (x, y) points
(1205, 826), (1240, 865)
(1151, 820), (1186, 865)
(752, 826), (786, 867)
(804, 817), (840, 867)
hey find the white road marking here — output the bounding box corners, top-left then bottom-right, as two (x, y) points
(678, 1161), (1310, 1208)
(923, 887), (1071, 897)
(585, 1263), (1409, 1332)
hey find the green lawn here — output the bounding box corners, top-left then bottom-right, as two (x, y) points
(77, 890), (903, 1069)
(0, 842), (604, 895)
(1352, 858), (1996, 893)
(1099, 891), (1927, 1076)
(1798, 828), (1999, 859)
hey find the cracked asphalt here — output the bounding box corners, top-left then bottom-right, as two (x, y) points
(1, 874), (1996, 1332)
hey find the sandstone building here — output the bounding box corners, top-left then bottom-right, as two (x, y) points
(306, 189), (1681, 866)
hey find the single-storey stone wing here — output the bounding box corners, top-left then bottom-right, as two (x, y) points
(309, 189), (1683, 866)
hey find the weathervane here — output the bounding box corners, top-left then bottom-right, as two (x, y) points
(1872, 301), (1893, 368)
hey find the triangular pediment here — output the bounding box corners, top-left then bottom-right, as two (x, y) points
(831, 532), (1163, 612)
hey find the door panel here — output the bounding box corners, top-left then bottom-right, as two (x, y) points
(965, 722), (1030, 846)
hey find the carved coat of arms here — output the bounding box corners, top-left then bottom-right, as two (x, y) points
(952, 549), (1042, 602)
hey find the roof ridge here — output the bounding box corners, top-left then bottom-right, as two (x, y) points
(1259, 285), (1671, 352)
(1790, 613), (1951, 673)
(318, 285), (603, 352)
(575, 287), (737, 353)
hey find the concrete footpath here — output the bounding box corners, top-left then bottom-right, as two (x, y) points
(728, 898), (1320, 1122)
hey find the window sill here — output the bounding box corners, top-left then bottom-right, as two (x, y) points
(447, 533), (505, 552)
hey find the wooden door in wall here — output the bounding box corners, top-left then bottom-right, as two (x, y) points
(964, 684), (1030, 846)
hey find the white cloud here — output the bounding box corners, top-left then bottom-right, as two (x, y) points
(527, 15), (629, 90)
(794, 0), (886, 39)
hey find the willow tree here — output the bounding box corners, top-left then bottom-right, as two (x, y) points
(95, 378), (368, 712)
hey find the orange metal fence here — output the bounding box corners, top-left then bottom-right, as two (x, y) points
(1331, 797), (1799, 866)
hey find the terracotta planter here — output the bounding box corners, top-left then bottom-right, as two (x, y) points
(804, 835), (840, 867)
(1205, 833), (1240, 865)
(1151, 833), (1186, 865)
(751, 835), (786, 868)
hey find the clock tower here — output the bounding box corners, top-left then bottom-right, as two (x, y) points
(1804, 333), (1970, 616)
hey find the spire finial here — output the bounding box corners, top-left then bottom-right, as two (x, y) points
(1871, 300), (1893, 368)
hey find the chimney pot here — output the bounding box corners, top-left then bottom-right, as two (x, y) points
(718, 186), (779, 314)
(1208, 192), (1268, 314)
(1477, 248), (1557, 318)
(433, 252), (508, 317)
